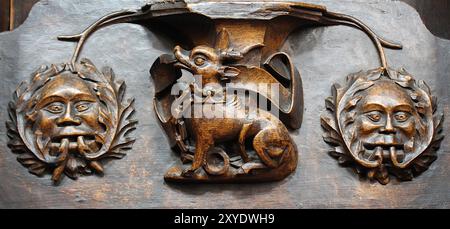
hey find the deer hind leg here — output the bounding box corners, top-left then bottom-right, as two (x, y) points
(238, 123), (252, 163)
(181, 135), (214, 177)
(253, 128), (290, 169)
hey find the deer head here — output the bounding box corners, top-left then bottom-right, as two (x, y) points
(173, 28), (263, 85)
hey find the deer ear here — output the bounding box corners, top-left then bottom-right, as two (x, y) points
(219, 66), (240, 80)
(215, 28), (231, 50)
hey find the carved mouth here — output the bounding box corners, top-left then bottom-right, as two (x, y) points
(48, 134), (99, 156)
(173, 61), (191, 71)
(359, 142), (406, 166)
(51, 134), (95, 143)
(363, 142), (403, 151)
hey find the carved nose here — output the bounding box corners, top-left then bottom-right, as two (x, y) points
(56, 106), (81, 126)
(379, 115), (396, 134)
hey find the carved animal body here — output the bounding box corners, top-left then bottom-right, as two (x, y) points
(170, 30), (298, 179)
(180, 87), (297, 176)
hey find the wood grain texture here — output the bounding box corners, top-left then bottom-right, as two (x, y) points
(401, 0), (450, 39)
(0, 0), (10, 31)
(10, 0), (40, 29)
(0, 0), (449, 209)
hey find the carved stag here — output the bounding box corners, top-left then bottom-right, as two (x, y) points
(151, 28), (300, 182)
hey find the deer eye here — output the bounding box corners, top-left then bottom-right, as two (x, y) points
(194, 56), (206, 66)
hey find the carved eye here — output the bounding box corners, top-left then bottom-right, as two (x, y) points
(75, 102), (91, 112)
(394, 112), (410, 122)
(366, 111), (382, 122)
(44, 103), (64, 114)
(194, 56), (206, 66)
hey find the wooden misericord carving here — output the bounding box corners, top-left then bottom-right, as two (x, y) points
(7, 59), (137, 184)
(53, 0), (410, 183)
(144, 1), (408, 182)
(11, 0), (436, 184)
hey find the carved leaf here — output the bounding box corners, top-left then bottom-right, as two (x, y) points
(323, 132), (343, 146)
(434, 113), (444, 132)
(320, 115), (338, 134)
(331, 83), (342, 101)
(343, 111), (357, 127)
(116, 80), (126, 104)
(325, 97), (335, 112)
(418, 80), (432, 95)
(328, 150), (352, 166)
(107, 95), (137, 159)
(102, 66), (115, 84)
(347, 81), (374, 96)
(366, 70), (382, 81)
(432, 96), (438, 113)
(105, 151), (127, 159)
(395, 80), (413, 89)
(344, 96), (362, 112)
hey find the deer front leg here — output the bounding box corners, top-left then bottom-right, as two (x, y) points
(176, 133), (194, 163)
(181, 134), (214, 177)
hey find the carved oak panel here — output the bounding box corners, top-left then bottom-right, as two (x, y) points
(0, 0), (449, 208)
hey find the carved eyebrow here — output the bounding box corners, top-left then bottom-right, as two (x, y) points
(393, 104), (413, 113)
(36, 95), (66, 109)
(72, 94), (97, 103)
(362, 103), (385, 112)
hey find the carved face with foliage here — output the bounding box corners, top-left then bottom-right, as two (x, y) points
(352, 80), (426, 166)
(32, 74), (105, 160)
(322, 68), (443, 184)
(8, 59), (136, 184)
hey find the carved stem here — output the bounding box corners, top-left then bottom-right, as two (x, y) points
(58, 10), (140, 66)
(322, 11), (402, 69)
(320, 16), (402, 49)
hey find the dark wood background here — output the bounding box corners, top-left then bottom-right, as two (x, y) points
(0, 0), (40, 31)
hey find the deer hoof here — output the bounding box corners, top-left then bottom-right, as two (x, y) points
(181, 168), (197, 177)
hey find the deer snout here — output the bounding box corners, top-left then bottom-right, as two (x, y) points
(173, 45), (193, 70)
